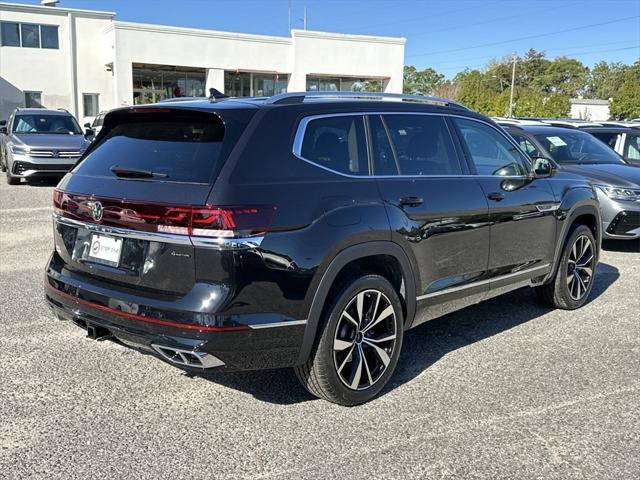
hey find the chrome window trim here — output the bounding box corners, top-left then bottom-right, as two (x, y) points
(53, 214), (264, 249)
(416, 263), (550, 301)
(292, 111), (533, 180)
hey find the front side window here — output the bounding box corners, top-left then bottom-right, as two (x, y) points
(24, 91), (42, 108)
(13, 114), (81, 135)
(83, 94), (99, 118)
(624, 134), (640, 160)
(299, 115), (368, 176)
(534, 130), (625, 165)
(371, 114), (462, 175)
(454, 118), (529, 176)
(0, 22), (20, 47)
(20, 23), (40, 48)
(509, 132), (541, 157)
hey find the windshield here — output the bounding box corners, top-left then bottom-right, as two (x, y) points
(14, 114), (82, 135)
(534, 130), (625, 165)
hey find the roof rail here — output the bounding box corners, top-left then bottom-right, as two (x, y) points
(492, 117), (550, 126)
(264, 91), (468, 109)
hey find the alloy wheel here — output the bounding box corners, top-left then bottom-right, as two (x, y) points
(333, 289), (397, 391)
(567, 234), (595, 300)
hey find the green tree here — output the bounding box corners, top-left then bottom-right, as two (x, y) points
(403, 65), (445, 95)
(540, 57), (589, 97)
(586, 61), (628, 99)
(453, 69), (495, 113)
(610, 60), (640, 119)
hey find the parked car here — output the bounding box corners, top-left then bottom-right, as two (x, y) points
(84, 111), (107, 139)
(500, 121), (640, 240)
(0, 108), (90, 185)
(46, 92), (602, 405)
(538, 119), (640, 167)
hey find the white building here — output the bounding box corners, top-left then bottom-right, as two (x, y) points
(569, 98), (610, 121)
(0, 1), (405, 124)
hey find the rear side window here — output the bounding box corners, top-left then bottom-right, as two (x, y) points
(299, 115), (368, 176)
(625, 134), (640, 160)
(73, 112), (225, 184)
(454, 118), (529, 176)
(372, 114), (462, 175)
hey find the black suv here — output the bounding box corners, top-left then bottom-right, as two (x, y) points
(45, 92), (601, 405)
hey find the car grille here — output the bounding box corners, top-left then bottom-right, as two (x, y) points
(607, 211), (640, 236)
(29, 150), (82, 158)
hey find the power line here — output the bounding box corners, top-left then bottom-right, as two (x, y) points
(435, 45), (640, 72)
(406, 15), (640, 58)
(422, 39), (640, 69)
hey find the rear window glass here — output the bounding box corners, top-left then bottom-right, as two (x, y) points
(299, 115), (368, 176)
(73, 114), (225, 183)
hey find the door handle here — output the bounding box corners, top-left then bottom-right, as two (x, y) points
(399, 196), (424, 207)
(487, 192), (505, 202)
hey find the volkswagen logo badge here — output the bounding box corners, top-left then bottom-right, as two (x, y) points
(51, 150), (59, 158)
(91, 201), (103, 222)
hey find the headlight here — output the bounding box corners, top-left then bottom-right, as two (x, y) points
(10, 145), (29, 155)
(595, 184), (640, 202)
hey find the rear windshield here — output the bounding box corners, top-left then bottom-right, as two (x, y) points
(73, 112), (226, 183)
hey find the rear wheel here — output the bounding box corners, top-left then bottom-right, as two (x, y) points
(295, 274), (404, 406)
(535, 224), (596, 309)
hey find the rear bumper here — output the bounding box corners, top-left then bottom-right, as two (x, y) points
(45, 253), (306, 371)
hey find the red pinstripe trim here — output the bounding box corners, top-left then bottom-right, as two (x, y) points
(45, 282), (248, 332)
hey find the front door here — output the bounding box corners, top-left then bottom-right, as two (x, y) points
(369, 113), (491, 326)
(451, 118), (557, 287)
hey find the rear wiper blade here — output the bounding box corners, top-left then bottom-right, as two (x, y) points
(110, 166), (168, 178)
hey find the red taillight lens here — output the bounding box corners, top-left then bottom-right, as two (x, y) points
(54, 190), (275, 238)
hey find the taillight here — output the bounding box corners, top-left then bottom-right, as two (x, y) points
(54, 189), (275, 238)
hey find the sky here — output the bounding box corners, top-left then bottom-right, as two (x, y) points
(7, 0), (640, 77)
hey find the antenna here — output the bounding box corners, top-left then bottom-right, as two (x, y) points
(300, 6), (307, 30)
(41, 0), (60, 6)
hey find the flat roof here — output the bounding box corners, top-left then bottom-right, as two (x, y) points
(0, 2), (115, 17)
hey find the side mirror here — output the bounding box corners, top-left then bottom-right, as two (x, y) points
(531, 157), (555, 177)
(0, 120), (6, 126)
(0, 126), (7, 135)
(84, 128), (94, 138)
(84, 122), (91, 128)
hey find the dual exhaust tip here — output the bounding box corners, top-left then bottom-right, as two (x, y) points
(151, 344), (225, 369)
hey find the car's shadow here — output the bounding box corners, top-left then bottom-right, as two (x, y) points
(24, 178), (62, 187)
(189, 262), (620, 405)
(602, 238), (640, 253)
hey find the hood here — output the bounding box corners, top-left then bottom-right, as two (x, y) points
(559, 163), (640, 188)
(12, 133), (89, 151)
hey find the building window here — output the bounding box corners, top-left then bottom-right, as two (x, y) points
(306, 76), (384, 92)
(24, 91), (43, 108)
(224, 71), (289, 97)
(0, 22), (20, 47)
(0, 21), (58, 49)
(83, 94), (99, 117)
(40, 25), (59, 49)
(132, 63), (206, 104)
(21, 24), (40, 48)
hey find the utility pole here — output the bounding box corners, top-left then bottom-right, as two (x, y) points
(508, 53), (517, 117)
(303, 6), (307, 30)
(288, 0), (292, 32)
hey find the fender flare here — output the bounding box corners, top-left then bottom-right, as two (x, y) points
(546, 200), (601, 282)
(296, 241), (417, 365)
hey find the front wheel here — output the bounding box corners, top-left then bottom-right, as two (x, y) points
(295, 274), (404, 406)
(535, 224), (597, 309)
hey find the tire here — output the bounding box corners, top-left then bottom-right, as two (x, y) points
(6, 168), (19, 185)
(0, 154), (6, 172)
(535, 224), (597, 310)
(295, 273), (404, 406)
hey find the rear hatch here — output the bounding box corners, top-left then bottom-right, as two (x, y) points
(52, 105), (255, 296)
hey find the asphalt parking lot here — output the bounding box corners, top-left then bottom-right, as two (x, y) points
(1, 178), (639, 479)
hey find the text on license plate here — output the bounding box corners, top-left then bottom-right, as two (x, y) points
(88, 234), (122, 267)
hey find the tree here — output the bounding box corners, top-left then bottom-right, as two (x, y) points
(403, 65), (445, 95)
(610, 60), (640, 120)
(540, 57), (589, 97)
(586, 61), (628, 99)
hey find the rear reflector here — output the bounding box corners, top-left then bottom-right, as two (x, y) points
(53, 190), (275, 238)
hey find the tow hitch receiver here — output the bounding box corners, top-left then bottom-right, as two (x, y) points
(86, 324), (112, 341)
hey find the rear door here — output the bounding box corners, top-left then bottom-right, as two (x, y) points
(370, 113), (491, 325)
(452, 118), (557, 286)
(53, 107), (254, 295)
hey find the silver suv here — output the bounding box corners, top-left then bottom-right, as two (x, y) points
(0, 108), (90, 185)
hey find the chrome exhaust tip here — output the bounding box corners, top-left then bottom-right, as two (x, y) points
(151, 344), (225, 369)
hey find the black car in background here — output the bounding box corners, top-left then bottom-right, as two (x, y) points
(45, 92), (601, 405)
(502, 122), (640, 240)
